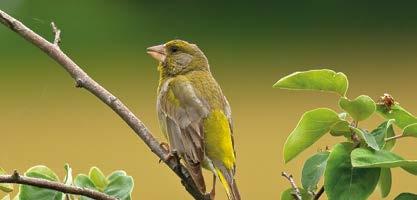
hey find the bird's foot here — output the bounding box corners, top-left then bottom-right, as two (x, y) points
(168, 150), (182, 173)
(159, 142), (173, 163)
(160, 142), (170, 153)
(158, 142), (182, 172)
(159, 146), (180, 166)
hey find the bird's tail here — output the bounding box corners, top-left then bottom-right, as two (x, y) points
(184, 161), (206, 193)
(215, 165), (241, 200)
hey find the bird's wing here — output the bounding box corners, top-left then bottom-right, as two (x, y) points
(224, 97), (237, 173)
(157, 76), (209, 192)
(203, 101), (240, 200)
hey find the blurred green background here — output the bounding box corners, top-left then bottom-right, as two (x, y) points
(1, 1), (417, 199)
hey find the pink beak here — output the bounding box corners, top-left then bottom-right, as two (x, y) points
(147, 44), (166, 62)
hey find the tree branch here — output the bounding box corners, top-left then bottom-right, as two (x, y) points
(313, 186), (324, 200)
(282, 172), (302, 200)
(0, 9), (209, 200)
(0, 170), (116, 200)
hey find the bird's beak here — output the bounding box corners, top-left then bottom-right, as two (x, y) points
(147, 44), (166, 62)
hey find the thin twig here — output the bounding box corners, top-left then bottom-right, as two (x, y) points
(0, 170), (116, 200)
(313, 186), (324, 200)
(50, 22), (61, 46)
(385, 134), (404, 142)
(349, 121), (361, 146)
(282, 172), (302, 200)
(0, 9), (209, 200)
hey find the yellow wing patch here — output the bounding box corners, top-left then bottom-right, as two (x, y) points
(203, 110), (235, 170)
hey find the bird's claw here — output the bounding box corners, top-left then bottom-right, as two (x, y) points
(160, 150), (182, 173)
(158, 142), (181, 167)
(160, 150), (178, 162)
(159, 142), (172, 163)
(160, 142), (170, 153)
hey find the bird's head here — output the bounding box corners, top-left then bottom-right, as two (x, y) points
(147, 40), (209, 76)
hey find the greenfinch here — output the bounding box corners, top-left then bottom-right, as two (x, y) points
(147, 40), (240, 200)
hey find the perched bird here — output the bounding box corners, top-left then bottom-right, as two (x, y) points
(147, 40), (240, 200)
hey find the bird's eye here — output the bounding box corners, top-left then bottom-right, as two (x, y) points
(171, 46), (179, 53)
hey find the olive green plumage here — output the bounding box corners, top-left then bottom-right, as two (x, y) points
(147, 40), (240, 200)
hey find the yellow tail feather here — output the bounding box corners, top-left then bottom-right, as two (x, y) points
(216, 168), (241, 200)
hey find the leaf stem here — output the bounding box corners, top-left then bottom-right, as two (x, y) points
(385, 134), (404, 142)
(282, 172), (302, 200)
(349, 121), (361, 145)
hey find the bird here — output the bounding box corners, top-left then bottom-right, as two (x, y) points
(147, 39), (240, 200)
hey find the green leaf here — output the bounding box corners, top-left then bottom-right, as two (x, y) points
(0, 168), (13, 193)
(74, 174), (97, 200)
(378, 168), (392, 198)
(76, 170), (133, 200)
(377, 104), (417, 129)
(351, 148), (417, 175)
(273, 69), (348, 96)
(324, 143), (380, 200)
(329, 120), (351, 137)
(371, 120), (396, 151)
(301, 151), (329, 192)
(63, 164), (73, 186)
(351, 127), (380, 151)
(281, 188), (312, 200)
(19, 165), (63, 200)
(284, 108), (341, 162)
(339, 95), (376, 121)
(103, 171), (133, 200)
(89, 167), (108, 191)
(402, 166), (417, 176)
(403, 123), (417, 137)
(106, 170), (127, 181)
(394, 193), (417, 200)
(351, 148), (417, 168)
(75, 174), (96, 189)
(25, 165), (59, 181)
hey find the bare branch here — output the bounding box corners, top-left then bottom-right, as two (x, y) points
(0, 9), (209, 200)
(50, 22), (61, 46)
(0, 170), (116, 200)
(313, 186), (324, 200)
(282, 172), (302, 200)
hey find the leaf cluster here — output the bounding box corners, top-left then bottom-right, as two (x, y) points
(275, 69), (417, 200)
(0, 164), (134, 200)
